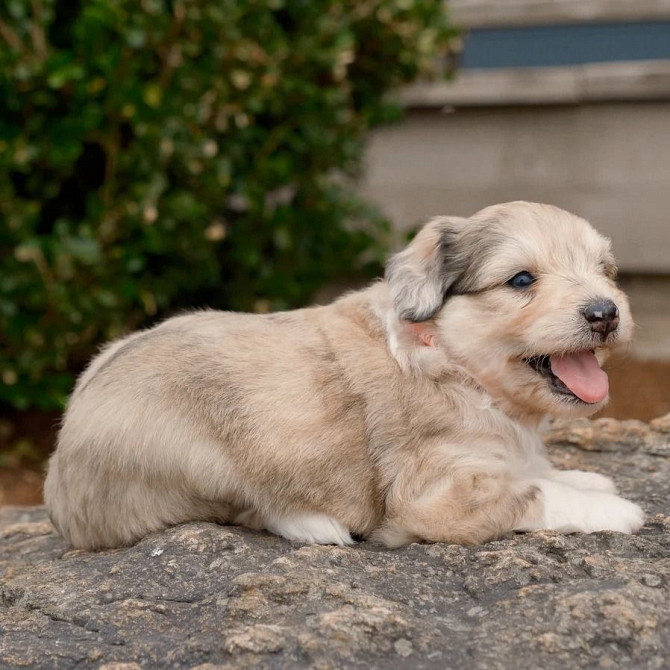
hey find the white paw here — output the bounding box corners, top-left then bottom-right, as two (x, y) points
(264, 513), (353, 546)
(549, 469), (618, 494)
(518, 480), (645, 535)
(565, 494), (645, 534)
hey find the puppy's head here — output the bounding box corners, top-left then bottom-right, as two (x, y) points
(385, 202), (632, 420)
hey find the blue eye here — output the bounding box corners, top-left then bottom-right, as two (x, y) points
(508, 271), (535, 289)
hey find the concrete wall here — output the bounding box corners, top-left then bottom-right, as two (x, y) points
(362, 103), (670, 272)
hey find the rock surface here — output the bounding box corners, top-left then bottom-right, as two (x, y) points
(1, 416), (669, 669)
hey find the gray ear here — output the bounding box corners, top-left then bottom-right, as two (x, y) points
(385, 216), (468, 322)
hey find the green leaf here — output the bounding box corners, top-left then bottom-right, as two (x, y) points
(0, 0), (455, 413)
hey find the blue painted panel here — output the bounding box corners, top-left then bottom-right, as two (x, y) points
(461, 22), (670, 69)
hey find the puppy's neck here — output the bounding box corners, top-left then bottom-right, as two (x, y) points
(494, 400), (546, 429)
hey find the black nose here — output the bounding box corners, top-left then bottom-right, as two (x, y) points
(583, 299), (619, 336)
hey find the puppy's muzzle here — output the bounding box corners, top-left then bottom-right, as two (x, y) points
(583, 299), (619, 337)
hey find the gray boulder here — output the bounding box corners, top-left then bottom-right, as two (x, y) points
(1, 415), (669, 669)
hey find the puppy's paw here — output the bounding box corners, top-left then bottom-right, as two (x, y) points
(549, 469), (618, 494)
(519, 480), (645, 535)
(584, 495), (645, 534)
(265, 513), (354, 546)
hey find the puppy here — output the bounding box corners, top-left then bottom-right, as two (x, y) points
(45, 201), (645, 550)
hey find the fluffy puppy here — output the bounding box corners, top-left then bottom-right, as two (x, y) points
(45, 201), (645, 550)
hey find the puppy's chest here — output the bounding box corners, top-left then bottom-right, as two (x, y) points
(370, 378), (544, 466)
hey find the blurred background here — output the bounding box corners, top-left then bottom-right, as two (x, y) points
(2, 0), (670, 505)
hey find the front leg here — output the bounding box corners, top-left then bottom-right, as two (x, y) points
(515, 479), (645, 534)
(374, 466), (644, 547)
(547, 468), (618, 494)
(375, 469), (541, 547)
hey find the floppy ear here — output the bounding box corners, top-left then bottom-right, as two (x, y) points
(385, 216), (468, 322)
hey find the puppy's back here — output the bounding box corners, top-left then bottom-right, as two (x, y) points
(45, 304), (384, 549)
(45, 313), (236, 548)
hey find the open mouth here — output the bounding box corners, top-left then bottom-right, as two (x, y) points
(524, 350), (609, 405)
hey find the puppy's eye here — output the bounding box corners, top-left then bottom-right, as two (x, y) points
(602, 262), (618, 281)
(508, 271), (535, 289)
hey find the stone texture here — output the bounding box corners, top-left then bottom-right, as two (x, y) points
(1, 415), (670, 669)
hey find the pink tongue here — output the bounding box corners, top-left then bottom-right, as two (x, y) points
(550, 351), (609, 404)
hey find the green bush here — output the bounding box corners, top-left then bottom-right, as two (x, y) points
(0, 0), (455, 411)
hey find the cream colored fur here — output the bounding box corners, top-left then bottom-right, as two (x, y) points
(44, 201), (644, 550)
